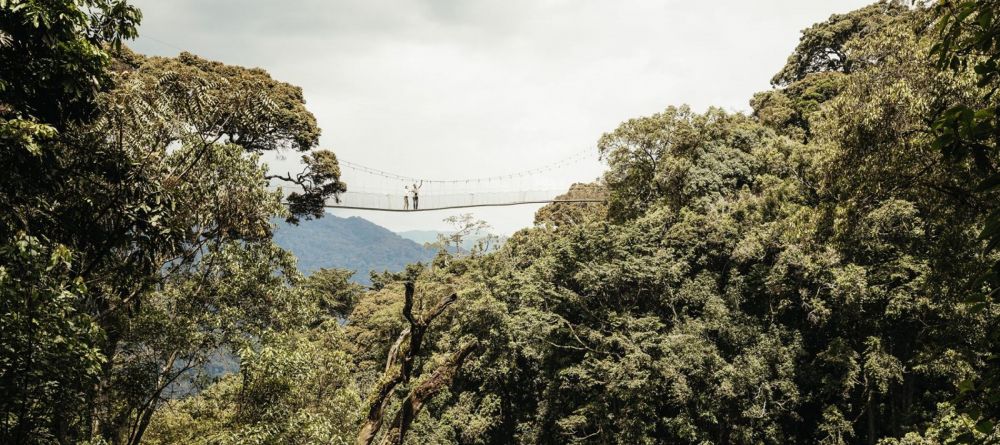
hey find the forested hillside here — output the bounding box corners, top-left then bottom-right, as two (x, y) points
(2, 1), (999, 445)
(273, 215), (436, 284)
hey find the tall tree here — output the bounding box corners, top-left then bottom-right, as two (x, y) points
(930, 0), (1000, 439)
(1, 1), (140, 442)
(77, 48), (345, 444)
(0, 3), (347, 444)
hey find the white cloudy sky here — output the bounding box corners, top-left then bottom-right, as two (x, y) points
(129, 0), (872, 235)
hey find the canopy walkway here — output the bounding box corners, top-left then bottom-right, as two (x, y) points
(319, 190), (603, 212)
(272, 147), (605, 211)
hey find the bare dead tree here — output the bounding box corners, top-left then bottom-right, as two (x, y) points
(376, 341), (478, 445)
(356, 282), (478, 445)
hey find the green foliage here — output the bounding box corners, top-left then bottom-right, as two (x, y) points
(113, 49), (346, 222)
(80, 63), (325, 443)
(144, 324), (361, 445)
(1, 1), (142, 442)
(598, 105), (776, 221)
(126, 51), (320, 152)
(930, 0), (1000, 440)
(533, 182), (608, 227)
(877, 404), (986, 445)
(771, 1), (908, 86)
(0, 2), (345, 443)
(0, 234), (104, 442)
(7, 2), (1000, 445)
(298, 4), (995, 444)
(301, 268), (365, 320)
(933, 0), (1000, 286)
(0, 0), (140, 125)
(751, 71), (845, 141)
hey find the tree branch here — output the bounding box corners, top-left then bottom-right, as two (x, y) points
(356, 283), (461, 445)
(378, 340), (479, 445)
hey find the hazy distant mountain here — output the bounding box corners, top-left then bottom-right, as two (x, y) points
(397, 230), (506, 252)
(273, 215), (437, 285)
(396, 230), (444, 247)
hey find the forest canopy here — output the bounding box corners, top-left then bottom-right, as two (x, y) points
(1, 1), (999, 444)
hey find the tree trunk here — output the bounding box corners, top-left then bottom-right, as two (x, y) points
(126, 350), (180, 445)
(867, 393), (876, 445)
(377, 341), (478, 445)
(355, 282), (464, 445)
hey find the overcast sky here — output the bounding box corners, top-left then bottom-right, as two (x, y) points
(129, 0), (873, 235)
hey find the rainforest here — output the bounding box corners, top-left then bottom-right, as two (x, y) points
(1, 1), (999, 444)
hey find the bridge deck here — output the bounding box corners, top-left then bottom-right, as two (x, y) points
(275, 188), (606, 212)
(325, 198), (604, 212)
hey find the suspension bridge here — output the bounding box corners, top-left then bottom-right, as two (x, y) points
(272, 147), (606, 212)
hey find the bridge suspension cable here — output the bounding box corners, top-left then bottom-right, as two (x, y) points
(273, 146), (605, 211)
(335, 145), (596, 185)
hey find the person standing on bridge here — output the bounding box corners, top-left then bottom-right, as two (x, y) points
(407, 180), (423, 210)
(403, 193), (409, 210)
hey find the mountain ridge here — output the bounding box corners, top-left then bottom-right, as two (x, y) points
(272, 215), (437, 285)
